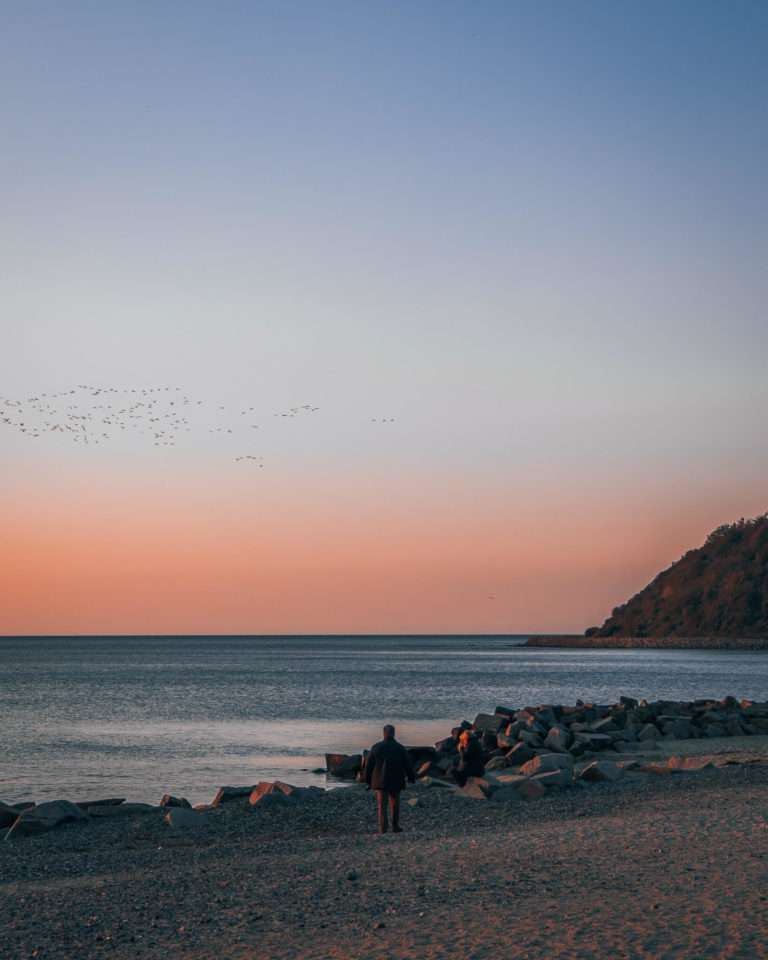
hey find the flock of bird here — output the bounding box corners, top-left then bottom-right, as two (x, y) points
(1, 384), (396, 466)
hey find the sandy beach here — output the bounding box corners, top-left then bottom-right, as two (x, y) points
(2, 735), (767, 960)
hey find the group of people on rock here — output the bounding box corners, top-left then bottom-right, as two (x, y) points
(362, 724), (485, 833)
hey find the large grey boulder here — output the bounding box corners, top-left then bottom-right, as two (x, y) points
(5, 811), (45, 840)
(165, 808), (211, 829)
(529, 768), (572, 789)
(75, 797), (124, 809)
(472, 713), (502, 734)
(34, 800), (89, 830)
(87, 803), (160, 817)
(577, 760), (623, 782)
(505, 742), (535, 767)
(212, 785), (257, 805)
(0, 802), (26, 829)
(518, 753), (573, 778)
(544, 725), (573, 752)
(637, 723), (662, 741)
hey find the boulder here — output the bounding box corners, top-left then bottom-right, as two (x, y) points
(466, 777), (502, 798)
(518, 753), (573, 779)
(518, 729), (545, 748)
(665, 757), (714, 771)
(588, 717), (619, 734)
(87, 803), (160, 817)
(160, 795), (192, 809)
(472, 713), (502, 734)
(251, 790), (299, 808)
(577, 760), (623, 782)
(416, 760), (447, 779)
(573, 732), (613, 750)
(703, 723), (727, 737)
(434, 737), (457, 753)
(637, 723), (662, 741)
(325, 753), (363, 778)
(484, 756), (508, 772)
(5, 811), (45, 839)
(494, 705), (516, 719)
(544, 725), (573, 752)
(529, 768), (572, 789)
(505, 742), (536, 767)
(212, 785), (257, 805)
(457, 780), (488, 800)
(75, 797), (125, 810)
(34, 800), (89, 830)
(0, 802), (24, 829)
(165, 808), (211, 829)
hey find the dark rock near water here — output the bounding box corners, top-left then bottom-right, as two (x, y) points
(160, 794), (192, 808)
(325, 753), (362, 779)
(212, 785), (257, 805)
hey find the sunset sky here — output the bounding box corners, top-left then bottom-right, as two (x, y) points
(2, 1), (767, 635)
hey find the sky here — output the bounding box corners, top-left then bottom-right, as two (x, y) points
(1, 0), (767, 635)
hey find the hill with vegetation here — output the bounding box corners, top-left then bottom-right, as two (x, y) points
(587, 514), (768, 639)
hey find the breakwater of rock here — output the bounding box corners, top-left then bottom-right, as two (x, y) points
(4, 695), (767, 840)
(525, 635), (768, 649)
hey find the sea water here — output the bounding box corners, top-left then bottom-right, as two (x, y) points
(2, 634), (767, 806)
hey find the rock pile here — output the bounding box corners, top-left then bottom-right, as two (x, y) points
(3, 696), (766, 840)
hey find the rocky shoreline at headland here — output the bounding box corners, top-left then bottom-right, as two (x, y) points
(526, 635), (768, 648)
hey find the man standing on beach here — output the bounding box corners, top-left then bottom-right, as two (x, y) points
(363, 724), (415, 834)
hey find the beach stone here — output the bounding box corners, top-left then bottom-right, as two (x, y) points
(0, 802), (24, 829)
(637, 723), (662, 741)
(518, 729), (545, 748)
(588, 717), (620, 734)
(457, 780), (488, 800)
(5, 811), (46, 839)
(325, 753), (362, 778)
(160, 794), (192, 809)
(578, 760), (623, 782)
(272, 781), (321, 800)
(494, 705), (516, 719)
(529, 768), (572, 789)
(505, 742), (535, 767)
(488, 786), (522, 803)
(406, 796), (423, 807)
(34, 800), (90, 830)
(165, 808), (211, 829)
(87, 803), (160, 817)
(662, 719), (695, 739)
(252, 790), (299, 808)
(75, 797), (125, 810)
(472, 713), (502, 734)
(484, 756), (508, 772)
(573, 732), (613, 750)
(518, 753), (573, 778)
(544, 725), (573, 752)
(666, 757), (714, 771)
(513, 779), (547, 800)
(212, 785), (257, 805)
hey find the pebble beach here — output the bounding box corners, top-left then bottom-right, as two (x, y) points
(2, 733), (767, 960)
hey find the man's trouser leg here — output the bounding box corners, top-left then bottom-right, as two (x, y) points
(377, 790), (388, 832)
(390, 790), (401, 831)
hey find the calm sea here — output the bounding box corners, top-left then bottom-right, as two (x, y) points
(2, 635), (767, 806)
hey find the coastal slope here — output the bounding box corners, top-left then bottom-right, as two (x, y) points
(590, 514), (768, 639)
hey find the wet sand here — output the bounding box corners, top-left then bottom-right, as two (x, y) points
(2, 736), (767, 960)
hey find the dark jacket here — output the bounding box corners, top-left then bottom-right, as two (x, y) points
(364, 737), (415, 793)
(457, 736), (485, 778)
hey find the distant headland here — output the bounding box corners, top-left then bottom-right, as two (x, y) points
(529, 514), (768, 649)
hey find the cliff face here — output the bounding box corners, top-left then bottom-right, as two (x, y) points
(590, 515), (768, 639)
